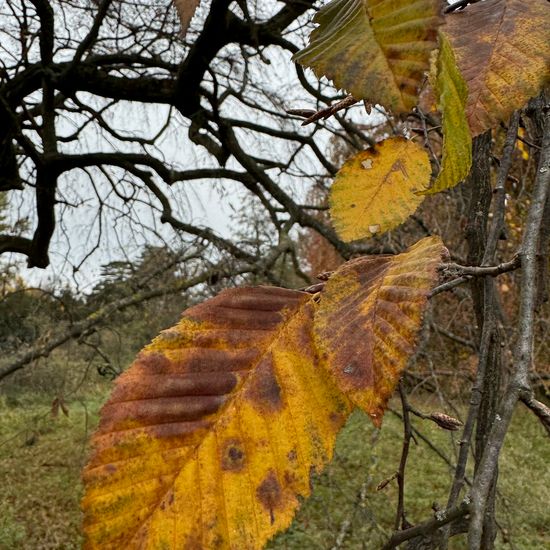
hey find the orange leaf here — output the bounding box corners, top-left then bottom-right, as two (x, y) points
(314, 236), (445, 424)
(445, 0), (550, 136)
(82, 287), (351, 549)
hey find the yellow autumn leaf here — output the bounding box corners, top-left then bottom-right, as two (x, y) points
(293, 0), (442, 113)
(517, 127), (529, 161)
(82, 287), (351, 549)
(445, 0), (550, 136)
(314, 236), (445, 423)
(421, 32), (472, 194)
(329, 137), (431, 242)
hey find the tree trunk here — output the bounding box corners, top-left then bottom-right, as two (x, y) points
(461, 131), (501, 549)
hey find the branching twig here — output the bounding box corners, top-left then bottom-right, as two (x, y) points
(439, 256), (521, 278)
(429, 256), (521, 297)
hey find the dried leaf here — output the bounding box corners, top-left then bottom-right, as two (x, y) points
(421, 32), (472, 194)
(316, 271), (334, 282)
(517, 127), (529, 161)
(417, 48), (439, 115)
(293, 0), (442, 113)
(429, 412), (463, 431)
(82, 287), (351, 549)
(376, 472), (397, 491)
(173, 0), (201, 37)
(445, 0), (550, 136)
(314, 236), (445, 424)
(60, 399), (69, 417)
(329, 137), (431, 242)
(51, 397), (60, 418)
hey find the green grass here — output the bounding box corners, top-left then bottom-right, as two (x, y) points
(0, 389), (106, 550)
(0, 390), (548, 549)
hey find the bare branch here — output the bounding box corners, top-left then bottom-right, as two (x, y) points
(381, 502), (470, 550)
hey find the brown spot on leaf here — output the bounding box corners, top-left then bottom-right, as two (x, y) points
(284, 470), (297, 485)
(329, 411), (345, 427)
(211, 534), (224, 549)
(245, 358), (282, 413)
(256, 470), (282, 524)
(221, 438), (246, 471)
(287, 449), (297, 462)
(389, 158), (409, 179)
(183, 533), (202, 550)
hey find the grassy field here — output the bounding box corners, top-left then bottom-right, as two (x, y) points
(0, 387), (548, 549)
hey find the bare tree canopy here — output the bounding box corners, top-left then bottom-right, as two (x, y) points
(0, 0), (380, 278)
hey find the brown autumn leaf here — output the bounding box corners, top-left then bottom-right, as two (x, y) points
(51, 397), (60, 418)
(173, 0), (201, 37)
(445, 0), (550, 136)
(82, 287), (351, 549)
(314, 236), (445, 424)
(51, 396), (69, 418)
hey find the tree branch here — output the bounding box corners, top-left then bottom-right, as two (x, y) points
(381, 502), (470, 550)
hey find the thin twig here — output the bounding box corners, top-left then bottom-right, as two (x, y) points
(286, 96), (358, 126)
(389, 408), (468, 483)
(431, 322), (477, 350)
(429, 276), (470, 297)
(395, 382), (413, 531)
(445, 323), (493, 514)
(416, 107), (441, 170)
(484, 111), (520, 265)
(330, 481), (370, 549)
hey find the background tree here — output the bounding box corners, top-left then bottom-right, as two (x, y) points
(0, 0), (377, 270)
